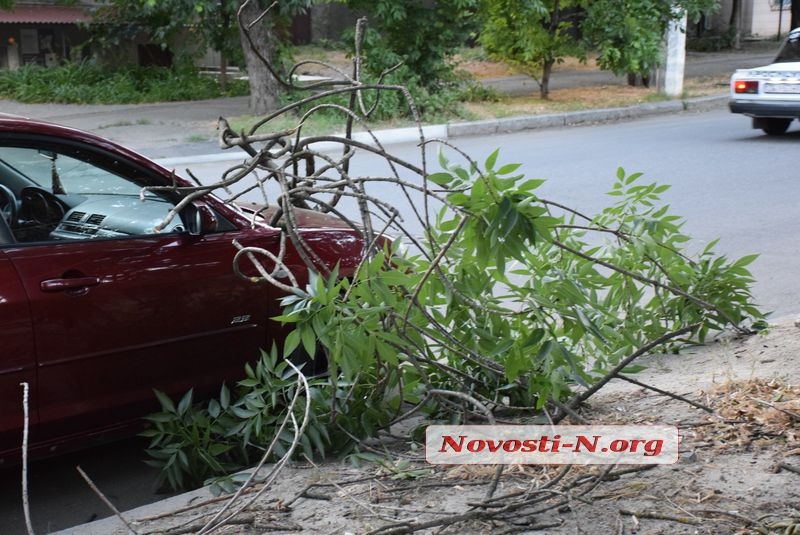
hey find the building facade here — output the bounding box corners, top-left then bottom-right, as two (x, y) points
(0, 2), (96, 70)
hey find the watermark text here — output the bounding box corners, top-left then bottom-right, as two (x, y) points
(426, 425), (679, 464)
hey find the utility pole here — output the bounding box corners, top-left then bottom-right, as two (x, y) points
(660, 10), (688, 97)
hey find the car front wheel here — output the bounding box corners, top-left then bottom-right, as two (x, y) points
(758, 118), (792, 136)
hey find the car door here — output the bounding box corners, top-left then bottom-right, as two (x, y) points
(0, 250), (37, 461)
(1, 143), (276, 450)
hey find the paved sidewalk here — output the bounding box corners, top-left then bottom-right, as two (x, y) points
(0, 41), (779, 161)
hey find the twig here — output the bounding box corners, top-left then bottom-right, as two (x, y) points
(748, 396), (800, 422)
(616, 374), (714, 413)
(619, 508), (701, 525)
(559, 323), (701, 420)
(76, 466), (139, 535)
(690, 508), (758, 525)
(196, 360), (311, 534)
(20, 382), (34, 535)
(777, 462), (800, 475)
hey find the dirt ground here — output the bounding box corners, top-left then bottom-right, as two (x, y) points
(91, 318), (800, 535)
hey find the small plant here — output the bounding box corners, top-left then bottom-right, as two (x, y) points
(141, 347), (329, 492)
(0, 61), (248, 104)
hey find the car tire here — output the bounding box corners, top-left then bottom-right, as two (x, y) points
(760, 118), (792, 136)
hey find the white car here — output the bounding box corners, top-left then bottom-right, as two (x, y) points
(730, 27), (800, 135)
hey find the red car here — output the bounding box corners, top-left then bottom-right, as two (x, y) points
(0, 116), (366, 465)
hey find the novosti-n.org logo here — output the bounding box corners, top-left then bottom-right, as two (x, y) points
(426, 425), (679, 464)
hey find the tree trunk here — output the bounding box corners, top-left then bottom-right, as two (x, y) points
(238, 0), (281, 114)
(792, 0), (800, 30)
(219, 53), (228, 93)
(729, 0), (741, 50)
(540, 59), (554, 99)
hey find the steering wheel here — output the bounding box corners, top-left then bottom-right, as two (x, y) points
(23, 188), (65, 225)
(0, 184), (18, 228)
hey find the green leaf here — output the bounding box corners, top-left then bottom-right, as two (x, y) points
(518, 178), (544, 192)
(153, 390), (177, 414)
(283, 329), (301, 357)
(177, 389), (194, 417)
(732, 253), (759, 268)
(427, 172), (453, 186)
(220, 384), (230, 410)
(621, 365), (647, 374)
(498, 163), (523, 176)
(301, 327), (318, 359)
(485, 149), (500, 171)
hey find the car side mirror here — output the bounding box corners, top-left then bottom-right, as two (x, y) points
(184, 203), (219, 235)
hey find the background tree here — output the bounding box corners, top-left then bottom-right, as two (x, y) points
(582, 0), (666, 87)
(478, 0), (583, 99)
(333, 0), (480, 91)
(583, 0), (718, 87)
(236, 0), (312, 113)
(91, 0), (312, 113)
(478, 0), (717, 97)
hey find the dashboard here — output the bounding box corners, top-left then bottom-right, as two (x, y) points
(11, 186), (183, 242)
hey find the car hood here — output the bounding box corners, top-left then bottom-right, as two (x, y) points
(235, 202), (355, 230)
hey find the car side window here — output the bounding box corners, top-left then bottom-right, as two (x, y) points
(0, 146), (184, 244)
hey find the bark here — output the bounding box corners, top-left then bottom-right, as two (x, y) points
(540, 0), (560, 100)
(238, 0), (281, 114)
(540, 59), (554, 99)
(219, 54), (228, 93)
(729, 0), (741, 49)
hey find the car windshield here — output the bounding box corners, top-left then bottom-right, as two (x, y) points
(775, 31), (800, 63)
(0, 146), (144, 196)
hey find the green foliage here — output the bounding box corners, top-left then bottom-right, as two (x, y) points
(142, 347), (330, 492)
(282, 67), (471, 123)
(687, 27), (738, 52)
(0, 61), (248, 104)
(583, 0), (720, 78)
(478, 0), (583, 99)
(582, 0), (666, 79)
(337, 0), (480, 90)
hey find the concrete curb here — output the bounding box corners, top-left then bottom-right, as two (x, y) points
(155, 94), (729, 167)
(447, 94), (727, 137)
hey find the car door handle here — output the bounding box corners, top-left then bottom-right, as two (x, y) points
(40, 276), (101, 292)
